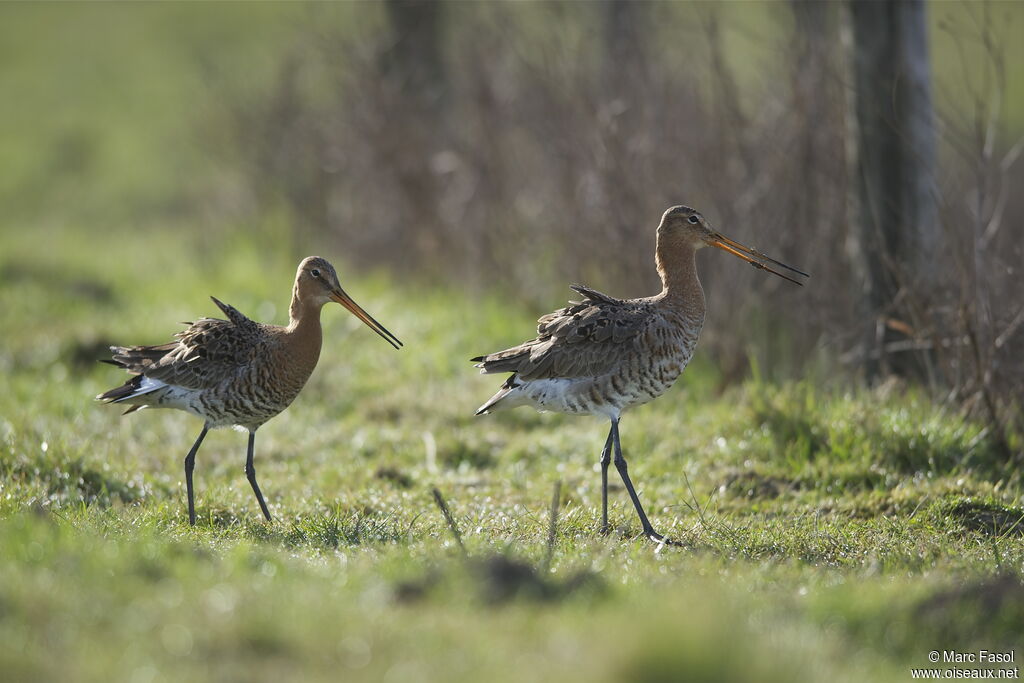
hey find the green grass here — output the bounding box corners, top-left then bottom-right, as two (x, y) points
(0, 1), (306, 223)
(1, 226), (1023, 682)
(3, 3), (1024, 681)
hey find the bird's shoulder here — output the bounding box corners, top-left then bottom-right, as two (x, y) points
(535, 284), (657, 344)
(475, 285), (667, 381)
(145, 299), (267, 388)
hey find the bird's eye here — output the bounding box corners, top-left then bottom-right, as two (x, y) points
(687, 215), (700, 225)
(311, 269), (321, 278)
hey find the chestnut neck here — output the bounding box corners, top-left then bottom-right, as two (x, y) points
(286, 282), (325, 347)
(655, 234), (706, 320)
(278, 285), (322, 385)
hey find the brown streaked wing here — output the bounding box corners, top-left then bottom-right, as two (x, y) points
(475, 286), (660, 381)
(111, 304), (265, 390)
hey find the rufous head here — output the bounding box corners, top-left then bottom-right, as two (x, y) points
(657, 205), (716, 246)
(294, 256), (403, 348)
(657, 206), (808, 285)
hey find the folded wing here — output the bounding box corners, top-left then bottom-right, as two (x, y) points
(472, 284), (659, 381)
(103, 297), (263, 392)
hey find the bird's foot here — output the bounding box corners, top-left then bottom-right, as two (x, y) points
(642, 527), (687, 549)
(599, 522), (684, 548)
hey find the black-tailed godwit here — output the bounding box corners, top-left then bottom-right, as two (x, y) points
(98, 256), (401, 525)
(472, 206), (807, 545)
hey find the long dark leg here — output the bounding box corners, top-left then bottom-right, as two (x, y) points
(599, 424), (614, 534)
(611, 419), (682, 546)
(184, 424), (210, 526)
(245, 430), (273, 522)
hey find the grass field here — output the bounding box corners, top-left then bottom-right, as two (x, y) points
(2, 226), (1023, 682)
(2, 3), (1024, 682)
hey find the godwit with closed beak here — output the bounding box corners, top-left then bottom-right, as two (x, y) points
(98, 256), (402, 525)
(472, 206), (807, 545)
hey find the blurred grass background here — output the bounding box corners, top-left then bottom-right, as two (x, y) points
(5, 1), (1022, 401)
(1, 2), (1023, 682)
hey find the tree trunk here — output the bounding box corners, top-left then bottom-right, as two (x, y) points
(848, 0), (938, 381)
(382, 0), (446, 108)
(379, 0), (448, 270)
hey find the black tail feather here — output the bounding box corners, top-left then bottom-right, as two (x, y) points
(97, 374), (144, 403)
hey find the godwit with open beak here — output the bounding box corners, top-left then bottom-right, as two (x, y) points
(98, 256), (402, 525)
(472, 206), (807, 545)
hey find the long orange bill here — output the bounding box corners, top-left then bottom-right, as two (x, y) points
(706, 232), (809, 286)
(330, 289), (403, 349)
